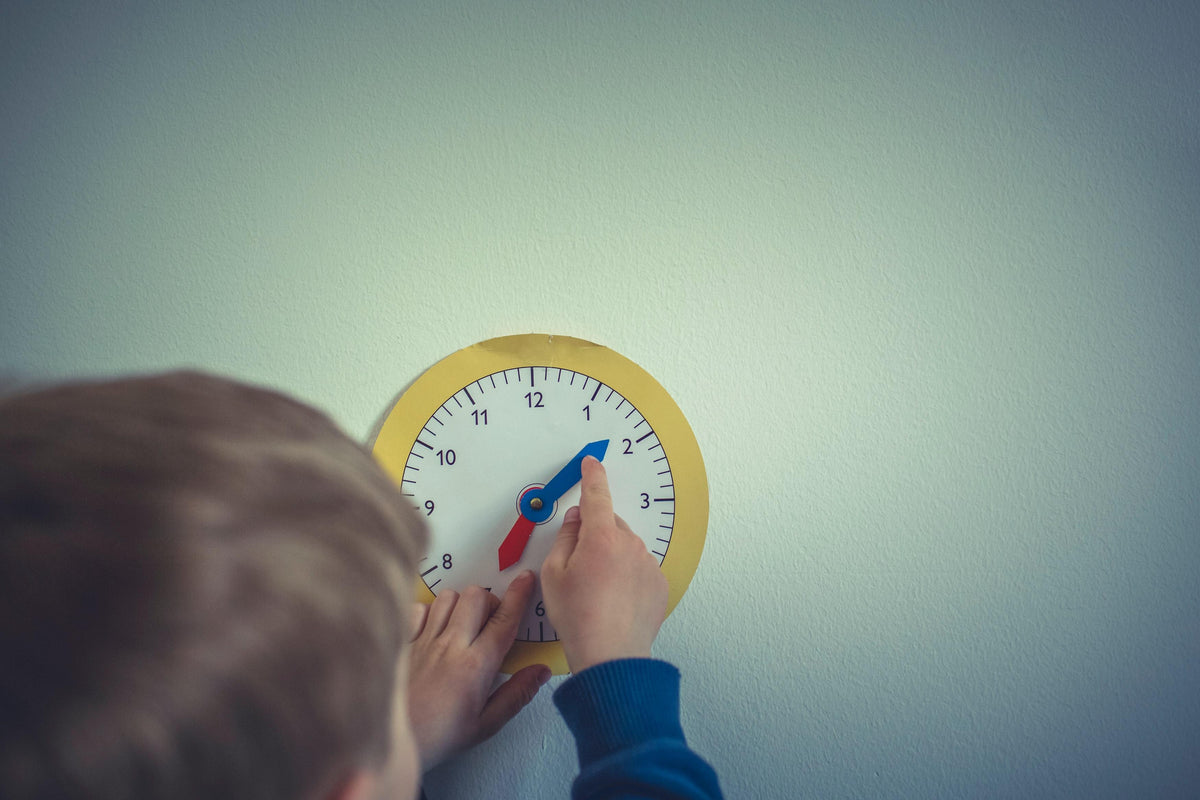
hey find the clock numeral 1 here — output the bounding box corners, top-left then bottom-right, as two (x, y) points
(582, 405), (590, 421)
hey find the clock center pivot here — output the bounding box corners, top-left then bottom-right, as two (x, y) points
(517, 484), (557, 525)
(513, 482), (554, 525)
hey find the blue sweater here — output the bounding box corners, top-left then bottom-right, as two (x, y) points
(553, 659), (723, 800)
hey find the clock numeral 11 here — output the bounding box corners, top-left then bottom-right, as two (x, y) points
(471, 409), (487, 425)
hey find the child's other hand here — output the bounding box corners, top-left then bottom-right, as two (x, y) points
(540, 456), (669, 674)
(406, 572), (551, 770)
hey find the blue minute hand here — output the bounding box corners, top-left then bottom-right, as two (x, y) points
(500, 439), (610, 571)
(538, 439), (609, 507)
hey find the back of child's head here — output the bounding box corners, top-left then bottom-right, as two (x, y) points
(0, 372), (427, 800)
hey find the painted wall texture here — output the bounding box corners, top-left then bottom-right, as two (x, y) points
(3, 2), (1198, 798)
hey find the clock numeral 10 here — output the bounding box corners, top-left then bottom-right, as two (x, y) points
(436, 449), (456, 466)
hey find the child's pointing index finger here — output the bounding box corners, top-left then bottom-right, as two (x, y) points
(577, 455), (613, 528)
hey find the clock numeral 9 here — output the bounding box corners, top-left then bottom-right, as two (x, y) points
(423, 500), (435, 516)
(436, 449), (456, 466)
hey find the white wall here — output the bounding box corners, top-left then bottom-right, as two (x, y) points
(3, 2), (1198, 797)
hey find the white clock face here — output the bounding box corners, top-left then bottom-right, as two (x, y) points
(398, 366), (675, 643)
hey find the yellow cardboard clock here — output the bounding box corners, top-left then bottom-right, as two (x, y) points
(372, 334), (708, 674)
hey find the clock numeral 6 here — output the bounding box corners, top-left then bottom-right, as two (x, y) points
(535, 601), (545, 617)
(436, 448), (456, 466)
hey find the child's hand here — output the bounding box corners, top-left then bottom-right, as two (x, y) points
(406, 572), (551, 770)
(540, 456), (669, 673)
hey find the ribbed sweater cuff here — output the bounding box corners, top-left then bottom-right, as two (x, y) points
(552, 658), (685, 767)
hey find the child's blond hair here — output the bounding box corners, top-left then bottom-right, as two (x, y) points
(0, 372), (426, 800)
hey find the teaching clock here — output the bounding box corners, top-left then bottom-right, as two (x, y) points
(372, 334), (708, 674)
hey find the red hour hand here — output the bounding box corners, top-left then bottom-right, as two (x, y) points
(498, 514), (536, 572)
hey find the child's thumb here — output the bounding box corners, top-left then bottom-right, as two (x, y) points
(477, 664), (552, 742)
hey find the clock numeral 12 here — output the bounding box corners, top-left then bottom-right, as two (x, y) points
(524, 391), (544, 408)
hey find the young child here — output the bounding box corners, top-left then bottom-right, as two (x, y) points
(0, 372), (721, 799)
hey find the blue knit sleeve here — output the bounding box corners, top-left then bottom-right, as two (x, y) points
(552, 659), (723, 800)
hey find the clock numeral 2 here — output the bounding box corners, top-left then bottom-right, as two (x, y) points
(524, 391), (544, 408)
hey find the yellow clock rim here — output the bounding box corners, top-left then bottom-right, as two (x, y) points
(371, 333), (709, 675)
